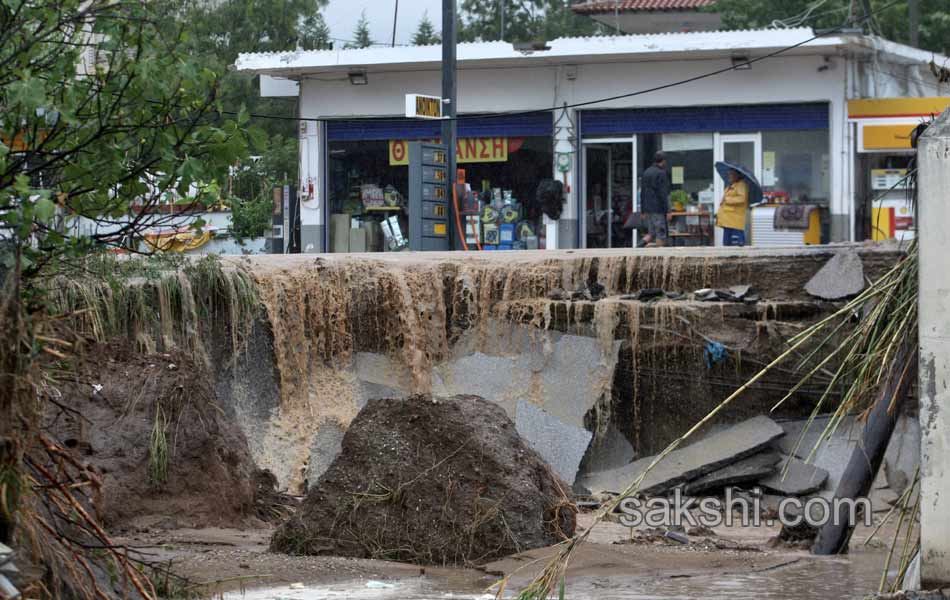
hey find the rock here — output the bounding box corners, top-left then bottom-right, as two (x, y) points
(588, 282), (606, 300)
(665, 530), (689, 544)
(636, 288), (665, 301)
(271, 395), (575, 565)
(805, 250), (865, 300)
(728, 285), (752, 299)
(515, 400), (593, 485)
(579, 416), (784, 495)
(683, 451), (781, 495)
(758, 456), (829, 496)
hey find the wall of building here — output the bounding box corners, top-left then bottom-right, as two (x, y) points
(918, 109), (950, 587)
(297, 53), (850, 249)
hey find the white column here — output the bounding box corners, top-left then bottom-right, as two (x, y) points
(918, 108), (950, 588)
(299, 119), (324, 253)
(829, 93), (850, 242)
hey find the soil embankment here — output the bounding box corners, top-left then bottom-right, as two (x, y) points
(271, 394), (576, 565)
(45, 342), (258, 530)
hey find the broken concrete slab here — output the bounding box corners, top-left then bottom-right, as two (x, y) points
(683, 451), (781, 495)
(774, 416), (859, 493)
(579, 424), (637, 474)
(515, 400), (593, 485)
(440, 324), (620, 428)
(758, 456), (829, 496)
(805, 250), (865, 300)
(304, 420), (345, 486)
(578, 416), (784, 495)
(884, 415), (920, 495)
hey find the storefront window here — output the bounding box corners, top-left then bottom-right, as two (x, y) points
(327, 136), (552, 252)
(659, 133), (715, 211)
(761, 131), (830, 204)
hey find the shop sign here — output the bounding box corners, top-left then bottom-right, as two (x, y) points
(405, 94), (443, 119)
(389, 138), (509, 166)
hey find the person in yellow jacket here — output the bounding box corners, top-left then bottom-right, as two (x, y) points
(717, 169), (749, 246)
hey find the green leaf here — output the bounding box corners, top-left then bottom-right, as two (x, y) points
(33, 197), (56, 223)
(7, 76), (46, 111)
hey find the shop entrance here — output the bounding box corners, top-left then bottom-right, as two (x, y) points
(583, 140), (636, 249)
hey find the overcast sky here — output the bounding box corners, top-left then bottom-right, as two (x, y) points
(323, 0), (444, 47)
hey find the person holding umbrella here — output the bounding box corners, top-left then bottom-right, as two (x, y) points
(714, 162), (761, 247)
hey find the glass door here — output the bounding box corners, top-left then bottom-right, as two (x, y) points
(583, 140), (636, 248)
(713, 133), (761, 245)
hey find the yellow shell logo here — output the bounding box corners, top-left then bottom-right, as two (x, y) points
(899, 207), (908, 215)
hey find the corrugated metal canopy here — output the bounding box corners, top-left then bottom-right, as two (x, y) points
(236, 28), (849, 77)
(571, 0), (717, 14)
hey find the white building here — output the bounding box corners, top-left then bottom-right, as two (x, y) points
(236, 29), (947, 253)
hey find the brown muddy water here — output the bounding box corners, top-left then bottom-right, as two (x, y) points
(224, 554), (887, 600)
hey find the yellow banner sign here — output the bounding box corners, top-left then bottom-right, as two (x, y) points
(389, 138), (508, 166)
(862, 124), (916, 151)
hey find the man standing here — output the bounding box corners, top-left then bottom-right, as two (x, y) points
(639, 151), (670, 247)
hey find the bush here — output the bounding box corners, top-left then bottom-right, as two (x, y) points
(228, 193), (273, 243)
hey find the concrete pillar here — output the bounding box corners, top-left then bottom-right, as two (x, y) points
(918, 108), (950, 588)
(550, 68), (578, 250)
(298, 119), (324, 253)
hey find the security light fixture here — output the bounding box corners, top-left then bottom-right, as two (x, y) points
(731, 55), (752, 70)
(348, 70), (368, 85)
(513, 41), (551, 55)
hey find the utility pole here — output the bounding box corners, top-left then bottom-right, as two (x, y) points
(442, 0), (458, 250)
(499, 0), (505, 41)
(908, 0), (920, 48)
(392, 0), (399, 47)
(858, 0), (875, 34)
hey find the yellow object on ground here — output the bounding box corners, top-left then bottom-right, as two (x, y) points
(143, 229), (215, 253)
(717, 180), (748, 230)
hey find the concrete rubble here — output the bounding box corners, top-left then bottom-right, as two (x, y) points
(805, 249), (865, 300)
(683, 451), (781, 495)
(578, 416), (785, 495)
(572, 410), (918, 528)
(515, 399), (593, 485)
(758, 456), (829, 496)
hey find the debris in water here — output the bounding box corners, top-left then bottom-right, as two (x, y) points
(365, 581), (395, 589)
(665, 530), (690, 544)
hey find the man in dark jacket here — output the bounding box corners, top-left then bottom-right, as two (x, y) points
(639, 151), (670, 247)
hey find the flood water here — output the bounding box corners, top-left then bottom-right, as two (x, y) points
(225, 553), (889, 600)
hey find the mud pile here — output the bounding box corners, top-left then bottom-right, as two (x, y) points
(45, 342), (258, 530)
(270, 394), (576, 565)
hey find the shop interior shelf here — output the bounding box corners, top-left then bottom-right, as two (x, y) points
(363, 206), (403, 212)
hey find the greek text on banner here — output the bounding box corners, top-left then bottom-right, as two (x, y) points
(389, 138), (510, 166)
